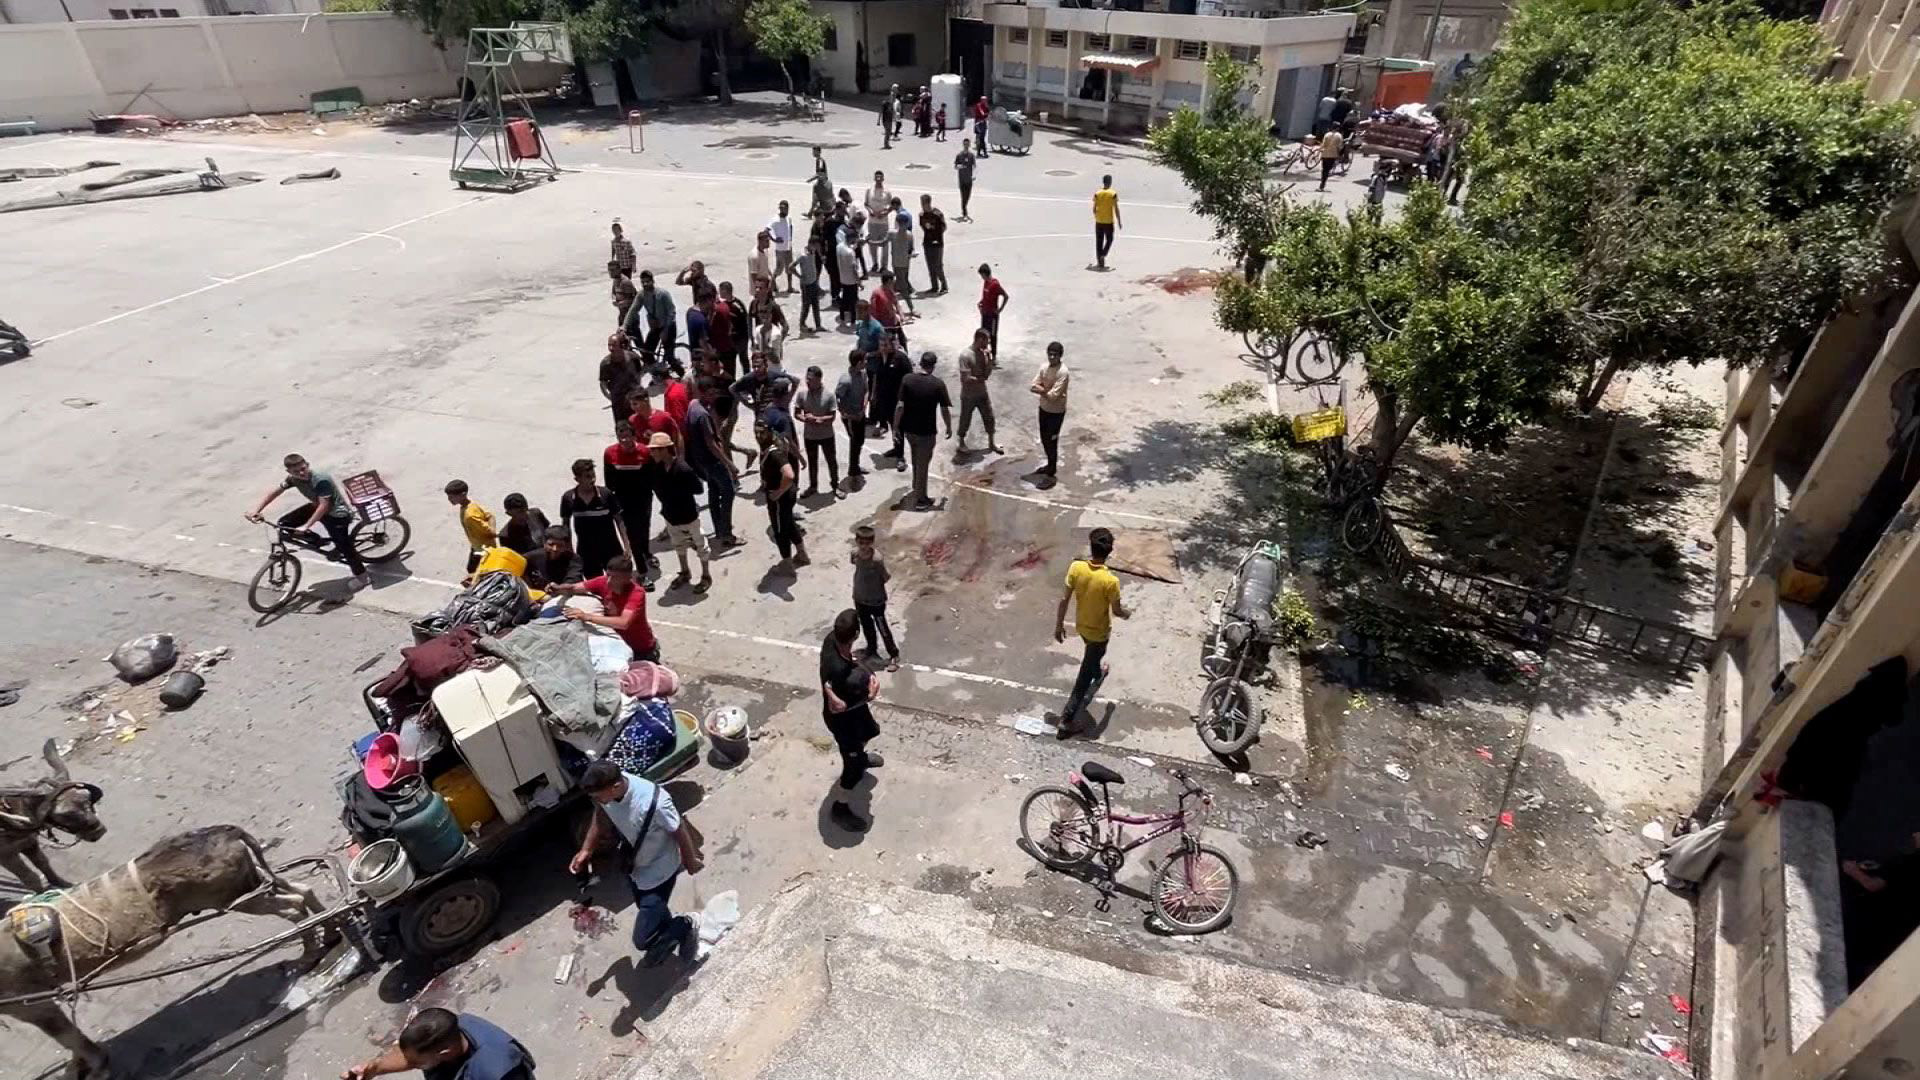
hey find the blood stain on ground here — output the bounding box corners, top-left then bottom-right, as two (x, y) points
(922, 538), (956, 567)
(1010, 547), (1048, 571)
(1139, 267), (1223, 295)
(569, 903), (614, 938)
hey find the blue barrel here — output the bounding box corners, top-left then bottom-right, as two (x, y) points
(387, 780), (467, 874)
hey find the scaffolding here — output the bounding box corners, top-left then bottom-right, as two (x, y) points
(450, 22), (571, 192)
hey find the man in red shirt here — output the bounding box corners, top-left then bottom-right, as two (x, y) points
(551, 555), (659, 662)
(627, 389), (683, 459)
(869, 270), (909, 348)
(604, 422), (658, 580)
(662, 371), (692, 428)
(977, 262), (1009, 359)
(707, 291), (738, 381)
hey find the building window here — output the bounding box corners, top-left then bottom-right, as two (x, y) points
(1225, 44), (1257, 62)
(1009, 27), (1028, 45)
(129, 8), (159, 15)
(887, 32), (915, 67)
(1175, 40), (1208, 60)
(159, 7), (179, 13)
(1086, 33), (1111, 50)
(108, 6), (128, 14)
(1127, 36), (1152, 53)
(1046, 29), (1068, 48)
(823, 24), (837, 50)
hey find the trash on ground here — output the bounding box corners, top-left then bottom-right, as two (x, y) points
(1499, 811), (1515, 829)
(1003, 773), (1027, 783)
(1641, 820), (1668, 844)
(1642, 859), (1669, 885)
(280, 168), (343, 185)
(1127, 756), (1155, 768)
(1668, 994), (1692, 1015)
(553, 952), (576, 984)
(1468, 824), (1491, 842)
(158, 670), (205, 709)
(1011, 714), (1053, 737)
(1233, 772), (1254, 786)
(1295, 830), (1328, 849)
(1514, 789), (1545, 812)
(1384, 763), (1411, 782)
(1475, 746), (1494, 762)
(701, 891), (741, 943)
(110, 632), (178, 682)
(1626, 1000), (1644, 1019)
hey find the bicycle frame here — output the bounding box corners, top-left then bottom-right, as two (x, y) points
(1075, 773), (1208, 858)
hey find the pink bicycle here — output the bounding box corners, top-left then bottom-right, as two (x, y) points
(1019, 761), (1239, 934)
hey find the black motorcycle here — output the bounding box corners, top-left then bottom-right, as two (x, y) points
(1196, 541), (1282, 756)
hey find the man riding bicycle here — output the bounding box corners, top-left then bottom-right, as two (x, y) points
(245, 453), (370, 588)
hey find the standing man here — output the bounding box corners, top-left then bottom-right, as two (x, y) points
(610, 221), (636, 277)
(497, 493), (552, 557)
(796, 364), (841, 497)
(1053, 527), (1128, 738)
(342, 1008), (534, 1080)
(244, 453), (368, 589)
(747, 230), (774, 296)
(643, 431), (712, 593)
(871, 332), (912, 461)
(755, 422), (809, 568)
(863, 172), (892, 275)
(609, 263), (638, 327)
(836, 348), (870, 480)
(1092, 174), (1121, 271)
(599, 332), (643, 433)
(808, 150), (834, 219)
(675, 260), (712, 308)
(893, 351), (953, 511)
(795, 236), (825, 333)
(685, 376), (741, 549)
(632, 272), (678, 375)
(955, 327), (1001, 456)
(918, 194), (948, 295)
(549, 554), (660, 662)
(977, 263), (1009, 359)
(833, 230), (861, 328)
(870, 270), (909, 347)
(820, 608), (882, 833)
(1328, 88), (1355, 134)
(953, 144), (976, 221)
(560, 459), (631, 579)
(570, 760), (704, 966)
(971, 95), (990, 156)
(444, 479), (496, 575)
(886, 198), (917, 310)
(879, 92), (895, 150)
(1030, 340), (1070, 478)
(1318, 127), (1345, 192)
(604, 422), (657, 582)
(768, 201), (798, 294)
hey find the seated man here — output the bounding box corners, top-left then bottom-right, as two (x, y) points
(244, 452), (368, 588)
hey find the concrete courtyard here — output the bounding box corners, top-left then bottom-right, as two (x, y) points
(0, 96), (1696, 1080)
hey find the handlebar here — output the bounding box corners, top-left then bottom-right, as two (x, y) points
(1172, 770), (1204, 797)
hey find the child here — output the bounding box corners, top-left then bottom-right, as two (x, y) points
(934, 104), (947, 142)
(851, 525), (899, 669)
(497, 492), (551, 556)
(445, 479), (496, 575)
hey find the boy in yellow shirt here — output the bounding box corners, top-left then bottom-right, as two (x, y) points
(1053, 527), (1129, 737)
(445, 479), (496, 575)
(1091, 175), (1122, 271)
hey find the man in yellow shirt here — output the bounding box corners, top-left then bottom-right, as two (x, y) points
(1091, 175), (1121, 271)
(1053, 527), (1129, 737)
(445, 479), (496, 575)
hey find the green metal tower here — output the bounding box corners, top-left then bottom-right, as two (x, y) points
(450, 22), (570, 192)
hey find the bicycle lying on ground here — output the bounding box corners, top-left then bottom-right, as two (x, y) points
(1019, 762), (1239, 934)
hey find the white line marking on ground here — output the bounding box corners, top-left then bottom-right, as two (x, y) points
(29, 196), (486, 346)
(932, 476), (1189, 525)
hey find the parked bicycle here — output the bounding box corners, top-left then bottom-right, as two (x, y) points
(1275, 139), (1322, 175)
(1241, 325), (1350, 385)
(1019, 762), (1239, 934)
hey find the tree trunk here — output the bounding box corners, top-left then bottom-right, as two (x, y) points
(1367, 393), (1423, 481)
(781, 60), (796, 105)
(1578, 354), (1628, 414)
(714, 32), (734, 105)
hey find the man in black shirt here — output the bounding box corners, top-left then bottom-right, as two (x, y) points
(599, 333), (643, 434)
(497, 493), (551, 557)
(560, 458), (631, 579)
(526, 525), (584, 590)
(820, 609), (882, 833)
(917, 194), (948, 295)
(643, 432), (712, 593)
(893, 352), (953, 511)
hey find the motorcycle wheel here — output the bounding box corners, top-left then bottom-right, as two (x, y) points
(1196, 676), (1261, 756)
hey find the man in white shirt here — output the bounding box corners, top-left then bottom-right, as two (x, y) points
(864, 172), (893, 274)
(570, 761), (705, 964)
(768, 201), (797, 295)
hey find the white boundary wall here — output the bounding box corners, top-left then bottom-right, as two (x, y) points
(0, 12), (493, 130)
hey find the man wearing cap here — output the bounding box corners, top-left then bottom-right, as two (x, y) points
(893, 352), (953, 511)
(642, 431), (712, 593)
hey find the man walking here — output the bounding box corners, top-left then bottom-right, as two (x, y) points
(956, 327), (1001, 456)
(570, 761), (705, 966)
(837, 348), (870, 479)
(632, 272), (678, 374)
(1030, 340), (1070, 478)
(864, 172), (893, 274)
(609, 263), (637, 327)
(685, 377), (741, 549)
(953, 144), (976, 221)
(604, 422), (656, 581)
(887, 198), (917, 309)
(1318, 127), (1345, 192)
(769, 201), (798, 294)
(821, 608), (883, 833)
(1053, 527), (1128, 738)
(599, 332), (643, 433)
(1092, 174), (1121, 271)
(642, 431), (712, 593)
(610, 221), (637, 278)
(879, 93), (895, 150)
(918, 194), (948, 295)
(343, 1008), (534, 1080)
(893, 351), (953, 511)
(977, 263), (1009, 359)
(796, 364), (841, 496)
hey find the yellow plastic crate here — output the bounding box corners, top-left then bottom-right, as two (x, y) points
(1291, 407), (1346, 443)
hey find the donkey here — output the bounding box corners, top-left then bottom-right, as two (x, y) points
(0, 739), (106, 891)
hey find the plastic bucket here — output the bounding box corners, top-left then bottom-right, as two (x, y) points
(363, 732), (419, 791)
(348, 839), (415, 902)
(703, 706), (751, 765)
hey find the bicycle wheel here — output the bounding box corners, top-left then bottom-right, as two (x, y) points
(1341, 497), (1385, 554)
(351, 515), (411, 564)
(247, 551), (303, 613)
(1019, 785), (1098, 870)
(1243, 327), (1284, 361)
(1152, 842), (1239, 934)
(1290, 332), (1344, 384)
(1196, 676), (1261, 756)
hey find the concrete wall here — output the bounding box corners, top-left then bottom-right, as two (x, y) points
(0, 12), (522, 130)
(0, 0), (320, 23)
(813, 0), (947, 97)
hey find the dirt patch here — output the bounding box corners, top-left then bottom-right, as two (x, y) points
(1138, 268), (1223, 295)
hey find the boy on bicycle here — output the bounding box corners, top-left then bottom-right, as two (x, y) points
(245, 453), (369, 588)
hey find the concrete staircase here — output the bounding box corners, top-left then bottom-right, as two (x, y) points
(621, 878), (1675, 1080)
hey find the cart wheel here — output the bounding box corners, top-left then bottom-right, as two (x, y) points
(399, 876), (500, 957)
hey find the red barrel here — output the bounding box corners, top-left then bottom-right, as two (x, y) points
(505, 118), (542, 160)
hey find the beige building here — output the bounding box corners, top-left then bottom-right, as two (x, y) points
(981, 3), (1356, 135)
(811, 0), (949, 98)
(0, 0), (319, 22)
(1692, 2), (1920, 1077)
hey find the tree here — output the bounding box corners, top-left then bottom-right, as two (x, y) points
(1465, 0), (1920, 410)
(388, 0), (534, 47)
(1153, 56), (1576, 474)
(323, 0), (390, 11)
(666, 0), (745, 104)
(538, 0), (658, 62)
(745, 0), (829, 104)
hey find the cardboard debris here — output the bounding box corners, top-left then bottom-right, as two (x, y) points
(1105, 528), (1182, 583)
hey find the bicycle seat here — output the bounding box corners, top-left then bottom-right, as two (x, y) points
(1081, 761), (1125, 786)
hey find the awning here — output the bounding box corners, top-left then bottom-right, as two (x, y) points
(1080, 53), (1160, 74)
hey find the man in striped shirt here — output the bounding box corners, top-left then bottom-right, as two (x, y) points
(610, 221), (637, 275)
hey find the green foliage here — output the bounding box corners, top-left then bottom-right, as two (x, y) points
(1466, 0), (1920, 402)
(388, 0), (534, 47)
(745, 0), (828, 66)
(1221, 411), (1296, 450)
(323, 0), (390, 11)
(1203, 380), (1263, 407)
(1148, 55), (1288, 271)
(1273, 588), (1318, 647)
(541, 0), (657, 61)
